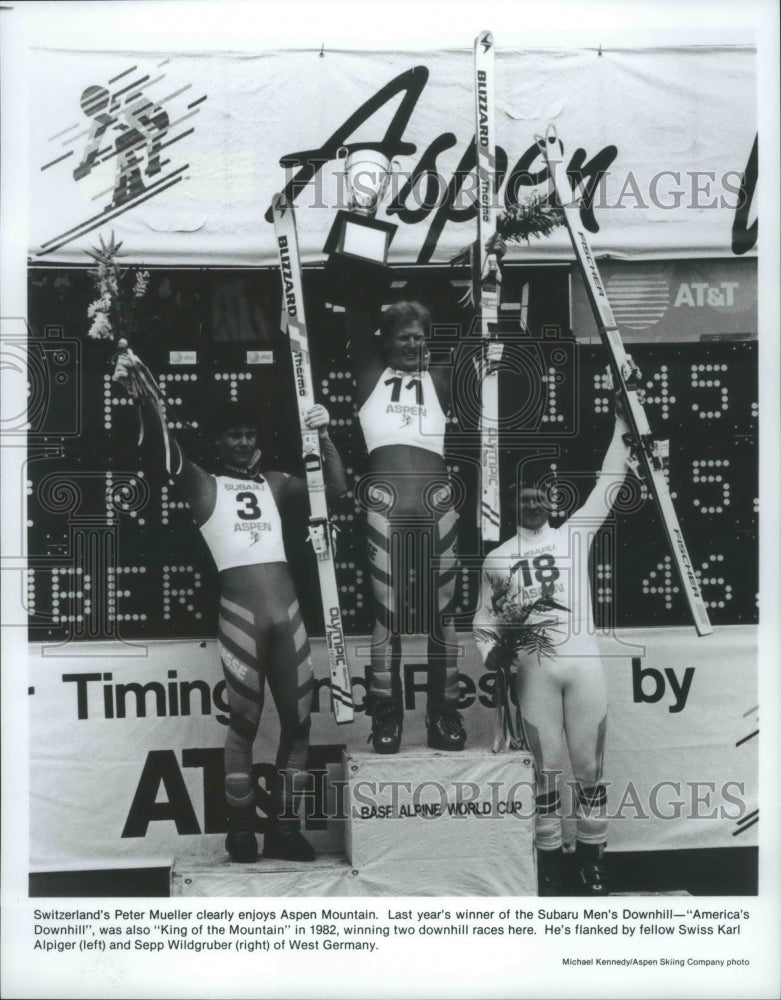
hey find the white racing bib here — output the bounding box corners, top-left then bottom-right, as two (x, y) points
(358, 368), (446, 457)
(199, 476), (287, 571)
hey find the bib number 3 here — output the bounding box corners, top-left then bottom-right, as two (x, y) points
(236, 492), (262, 520)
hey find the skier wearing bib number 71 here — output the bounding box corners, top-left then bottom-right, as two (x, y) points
(345, 301), (467, 755)
(113, 346), (347, 864)
(343, 234), (508, 755)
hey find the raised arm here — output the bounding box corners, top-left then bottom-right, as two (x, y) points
(112, 346), (216, 525)
(309, 405), (348, 498)
(570, 397), (633, 530)
(344, 305), (385, 404)
(274, 404), (348, 503)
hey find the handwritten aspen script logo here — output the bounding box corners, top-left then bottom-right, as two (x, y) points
(267, 66), (757, 262)
(37, 59), (207, 256)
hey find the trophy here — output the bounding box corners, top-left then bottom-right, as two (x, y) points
(323, 147), (399, 306)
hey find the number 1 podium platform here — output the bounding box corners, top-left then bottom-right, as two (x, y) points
(171, 750), (536, 897)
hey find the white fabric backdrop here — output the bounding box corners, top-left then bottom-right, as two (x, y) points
(30, 45), (757, 265)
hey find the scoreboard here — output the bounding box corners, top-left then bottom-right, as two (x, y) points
(25, 264), (757, 642)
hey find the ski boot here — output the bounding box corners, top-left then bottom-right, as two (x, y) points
(263, 816), (315, 862)
(368, 697), (403, 754)
(225, 805), (258, 863)
(574, 842), (609, 896)
(426, 703), (466, 751)
(537, 848), (567, 896)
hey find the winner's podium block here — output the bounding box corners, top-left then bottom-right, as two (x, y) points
(170, 748), (536, 897)
(342, 748), (536, 896)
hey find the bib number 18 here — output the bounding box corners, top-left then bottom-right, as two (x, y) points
(514, 554), (559, 587)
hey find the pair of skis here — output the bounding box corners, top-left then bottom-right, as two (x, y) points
(472, 35), (710, 636)
(274, 32), (708, 722)
(272, 194), (355, 722)
(535, 124), (712, 636)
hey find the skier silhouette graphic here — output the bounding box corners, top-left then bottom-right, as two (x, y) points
(73, 85), (169, 209)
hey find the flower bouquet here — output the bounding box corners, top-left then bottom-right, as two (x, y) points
(475, 573), (570, 752)
(86, 231), (149, 345)
(450, 192), (564, 307)
(476, 573), (570, 660)
(497, 191), (564, 245)
(86, 232), (167, 449)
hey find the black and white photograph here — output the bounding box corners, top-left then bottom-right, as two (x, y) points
(1, 1), (779, 997)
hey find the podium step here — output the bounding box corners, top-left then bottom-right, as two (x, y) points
(172, 748), (538, 896)
(172, 846), (360, 897)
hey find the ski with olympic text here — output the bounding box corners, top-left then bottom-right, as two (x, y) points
(474, 29), (503, 543)
(272, 193), (355, 719)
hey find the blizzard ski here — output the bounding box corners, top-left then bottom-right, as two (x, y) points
(537, 124), (712, 637)
(474, 29), (502, 543)
(272, 193), (355, 721)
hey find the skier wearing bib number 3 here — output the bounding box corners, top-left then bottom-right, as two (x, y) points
(113, 347), (347, 864)
(474, 393), (635, 896)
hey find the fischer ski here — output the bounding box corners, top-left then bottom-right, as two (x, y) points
(537, 124), (712, 637)
(474, 29), (502, 543)
(272, 193), (355, 721)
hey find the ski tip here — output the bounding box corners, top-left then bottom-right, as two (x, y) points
(535, 123), (559, 154)
(271, 191), (289, 214)
(476, 30), (493, 50)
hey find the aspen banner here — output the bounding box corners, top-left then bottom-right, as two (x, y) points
(31, 45), (756, 267)
(30, 626), (757, 873)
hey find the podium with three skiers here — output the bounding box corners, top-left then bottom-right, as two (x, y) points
(166, 31), (711, 898)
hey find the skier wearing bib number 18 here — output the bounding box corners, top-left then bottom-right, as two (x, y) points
(474, 392), (636, 896)
(112, 347), (347, 864)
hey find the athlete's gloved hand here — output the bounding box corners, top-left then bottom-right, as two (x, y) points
(485, 644), (515, 672)
(111, 340), (137, 395)
(488, 233), (507, 261)
(304, 404), (331, 437)
(614, 387), (645, 425)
